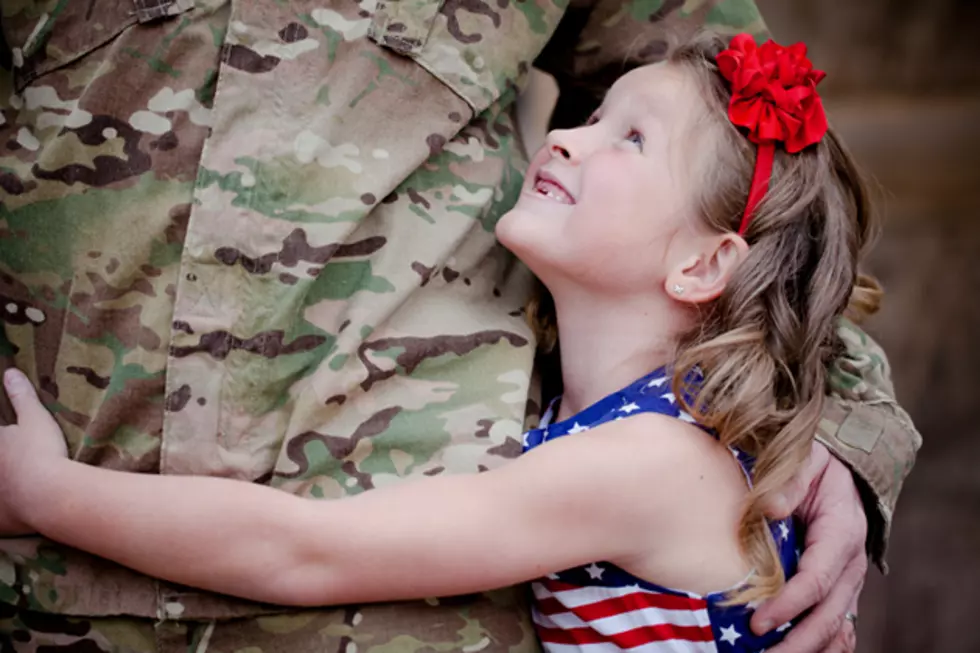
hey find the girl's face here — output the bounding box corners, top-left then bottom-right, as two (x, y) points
(497, 63), (712, 296)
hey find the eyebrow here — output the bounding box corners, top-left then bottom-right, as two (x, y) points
(598, 81), (668, 133)
(633, 87), (668, 122)
(605, 80), (661, 116)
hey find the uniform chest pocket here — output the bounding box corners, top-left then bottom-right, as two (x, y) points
(3, 0), (193, 92)
(368, 0), (564, 116)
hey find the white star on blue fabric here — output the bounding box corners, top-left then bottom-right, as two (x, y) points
(720, 625), (742, 646)
(584, 563), (605, 580)
(620, 402), (640, 414)
(567, 422), (589, 434)
(646, 376), (668, 388)
(779, 522), (790, 542)
(678, 411), (696, 423)
(777, 622), (792, 633)
(660, 392), (676, 404)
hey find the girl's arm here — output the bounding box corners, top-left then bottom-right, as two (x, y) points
(18, 444), (624, 605)
(1, 370), (699, 606)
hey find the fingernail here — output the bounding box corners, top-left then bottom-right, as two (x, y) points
(4, 368), (27, 391)
(757, 620), (773, 634)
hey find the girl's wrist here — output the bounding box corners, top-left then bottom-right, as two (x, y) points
(9, 457), (74, 533)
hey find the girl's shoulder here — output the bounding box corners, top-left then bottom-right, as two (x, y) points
(530, 411), (748, 523)
(572, 412), (747, 492)
(527, 412), (756, 593)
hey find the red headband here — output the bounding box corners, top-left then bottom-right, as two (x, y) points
(717, 34), (829, 235)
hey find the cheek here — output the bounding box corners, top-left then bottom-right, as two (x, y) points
(580, 157), (685, 234)
(565, 163), (681, 285)
(570, 163), (647, 241)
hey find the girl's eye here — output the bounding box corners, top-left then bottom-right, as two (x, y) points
(626, 129), (644, 150)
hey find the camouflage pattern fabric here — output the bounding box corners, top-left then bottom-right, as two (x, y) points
(0, 0), (918, 649)
(0, 594), (535, 653)
(822, 317), (922, 569)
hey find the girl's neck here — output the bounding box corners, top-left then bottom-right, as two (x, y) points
(552, 288), (691, 422)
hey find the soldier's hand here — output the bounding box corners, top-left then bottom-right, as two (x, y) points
(753, 442), (867, 653)
(0, 368), (69, 536)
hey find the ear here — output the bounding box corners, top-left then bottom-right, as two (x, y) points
(664, 233), (749, 304)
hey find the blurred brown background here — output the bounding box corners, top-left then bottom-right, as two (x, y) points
(516, 1), (980, 651)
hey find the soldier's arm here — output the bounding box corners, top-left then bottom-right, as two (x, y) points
(818, 317), (921, 569)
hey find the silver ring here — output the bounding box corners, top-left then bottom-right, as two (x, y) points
(844, 612), (858, 627)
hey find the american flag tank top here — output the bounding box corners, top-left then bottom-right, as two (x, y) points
(522, 367), (802, 652)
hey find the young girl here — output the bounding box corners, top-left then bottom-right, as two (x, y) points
(0, 34), (875, 652)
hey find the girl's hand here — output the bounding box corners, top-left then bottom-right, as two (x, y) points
(0, 368), (69, 535)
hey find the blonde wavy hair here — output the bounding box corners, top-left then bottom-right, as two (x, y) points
(529, 33), (881, 603)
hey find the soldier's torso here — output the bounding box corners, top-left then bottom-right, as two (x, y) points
(0, 0), (564, 631)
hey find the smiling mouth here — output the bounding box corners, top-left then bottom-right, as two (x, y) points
(531, 172), (575, 205)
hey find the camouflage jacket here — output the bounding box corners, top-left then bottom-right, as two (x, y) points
(0, 0), (919, 633)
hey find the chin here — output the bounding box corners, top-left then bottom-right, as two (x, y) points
(495, 208), (568, 286)
(495, 206), (524, 250)
(495, 205), (547, 258)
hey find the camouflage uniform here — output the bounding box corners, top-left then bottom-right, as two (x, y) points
(0, 0), (919, 651)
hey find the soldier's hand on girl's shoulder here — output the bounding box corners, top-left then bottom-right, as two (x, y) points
(753, 442), (867, 653)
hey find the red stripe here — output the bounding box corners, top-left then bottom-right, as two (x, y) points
(571, 591), (707, 621)
(540, 579), (707, 612)
(536, 622), (714, 648)
(611, 623), (715, 647)
(535, 596), (567, 616)
(535, 624), (610, 646)
(540, 578), (586, 593)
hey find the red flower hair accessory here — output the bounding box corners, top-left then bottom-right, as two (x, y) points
(717, 34), (829, 234)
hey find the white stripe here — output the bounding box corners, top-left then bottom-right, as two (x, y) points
(540, 642), (624, 652)
(536, 602), (709, 631)
(533, 605), (568, 631)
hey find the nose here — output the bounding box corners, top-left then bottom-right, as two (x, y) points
(546, 129), (582, 164)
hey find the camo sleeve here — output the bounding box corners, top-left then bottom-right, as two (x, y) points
(819, 318), (922, 571)
(534, 0), (768, 129)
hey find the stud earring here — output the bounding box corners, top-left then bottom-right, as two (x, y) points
(672, 284), (685, 295)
